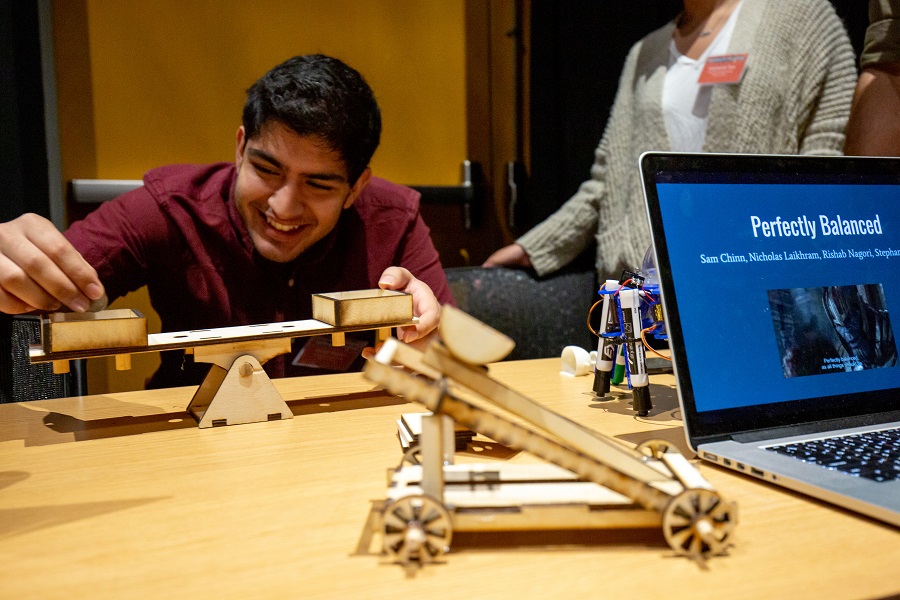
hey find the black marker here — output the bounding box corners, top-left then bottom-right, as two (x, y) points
(592, 279), (620, 397)
(620, 288), (652, 416)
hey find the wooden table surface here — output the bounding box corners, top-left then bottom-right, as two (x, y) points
(1, 358), (897, 599)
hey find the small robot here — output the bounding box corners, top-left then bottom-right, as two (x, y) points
(591, 269), (669, 416)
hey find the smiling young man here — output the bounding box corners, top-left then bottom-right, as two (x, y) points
(235, 123), (367, 264)
(0, 55), (453, 388)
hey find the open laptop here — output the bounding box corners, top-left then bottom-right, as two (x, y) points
(639, 152), (900, 527)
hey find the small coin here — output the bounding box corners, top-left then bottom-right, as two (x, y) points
(87, 293), (109, 313)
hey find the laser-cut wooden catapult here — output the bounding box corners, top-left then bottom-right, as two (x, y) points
(363, 306), (737, 566)
(29, 289), (415, 428)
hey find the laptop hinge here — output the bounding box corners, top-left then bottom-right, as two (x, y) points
(731, 410), (900, 443)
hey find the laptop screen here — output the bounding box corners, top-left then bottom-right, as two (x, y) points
(641, 153), (900, 443)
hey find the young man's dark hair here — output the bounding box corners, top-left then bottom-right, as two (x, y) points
(242, 54), (382, 185)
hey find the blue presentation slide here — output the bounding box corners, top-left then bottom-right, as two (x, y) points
(657, 182), (900, 412)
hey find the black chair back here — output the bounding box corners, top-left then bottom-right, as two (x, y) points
(444, 266), (598, 361)
(0, 314), (86, 402)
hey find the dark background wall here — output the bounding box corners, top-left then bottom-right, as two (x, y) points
(0, 1), (49, 223)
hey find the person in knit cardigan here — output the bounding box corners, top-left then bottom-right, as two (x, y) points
(484, 0), (857, 279)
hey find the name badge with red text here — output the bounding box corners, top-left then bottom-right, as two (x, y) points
(698, 53), (748, 85)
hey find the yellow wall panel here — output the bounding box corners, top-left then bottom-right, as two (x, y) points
(81, 0), (467, 185)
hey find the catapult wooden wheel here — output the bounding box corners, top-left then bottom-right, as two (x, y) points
(382, 494), (453, 563)
(635, 439), (673, 460)
(662, 488), (737, 559)
(397, 445), (423, 468)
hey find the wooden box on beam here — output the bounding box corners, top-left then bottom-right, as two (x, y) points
(312, 290), (412, 327)
(40, 309), (147, 353)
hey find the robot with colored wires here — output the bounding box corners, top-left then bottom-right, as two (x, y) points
(590, 265), (669, 417)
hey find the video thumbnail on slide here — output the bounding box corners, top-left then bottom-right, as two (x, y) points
(768, 284), (898, 378)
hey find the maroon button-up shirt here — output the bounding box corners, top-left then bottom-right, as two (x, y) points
(65, 163), (453, 388)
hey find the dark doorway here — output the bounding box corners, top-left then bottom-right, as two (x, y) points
(523, 0), (682, 233)
(0, 1), (51, 223)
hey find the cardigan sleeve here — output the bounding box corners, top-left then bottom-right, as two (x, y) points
(515, 140), (607, 277)
(514, 39), (648, 277)
(796, 0), (858, 155)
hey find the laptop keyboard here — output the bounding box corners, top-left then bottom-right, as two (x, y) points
(767, 428), (900, 482)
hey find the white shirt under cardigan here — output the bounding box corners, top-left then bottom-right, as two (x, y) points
(663, 2), (743, 152)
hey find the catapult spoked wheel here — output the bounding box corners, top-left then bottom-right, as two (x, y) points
(636, 439), (673, 460)
(397, 444), (423, 468)
(382, 494), (453, 564)
(662, 489), (736, 560)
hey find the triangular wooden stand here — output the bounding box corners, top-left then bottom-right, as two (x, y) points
(186, 339), (293, 428)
